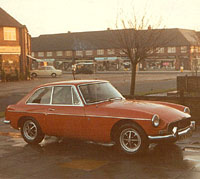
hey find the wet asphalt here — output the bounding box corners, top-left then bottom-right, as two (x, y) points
(1, 117), (200, 179)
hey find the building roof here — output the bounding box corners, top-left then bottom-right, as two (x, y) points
(31, 28), (200, 52)
(0, 8), (23, 28)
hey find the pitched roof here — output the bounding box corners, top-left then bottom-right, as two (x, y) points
(31, 28), (200, 52)
(0, 7), (23, 27)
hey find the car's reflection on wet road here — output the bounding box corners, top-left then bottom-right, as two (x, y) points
(1, 132), (199, 179)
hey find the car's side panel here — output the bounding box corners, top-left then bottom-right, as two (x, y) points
(83, 103), (155, 142)
(6, 104), (48, 132)
(45, 106), (86, 138)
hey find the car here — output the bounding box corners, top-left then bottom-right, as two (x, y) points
(4, 80), (195, 155)
(75, 63), (94, 74)
(30, 66), (62, 78)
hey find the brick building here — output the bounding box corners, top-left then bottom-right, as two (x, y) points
(0, 8), (31, 81)
(31, 28), (200, 71)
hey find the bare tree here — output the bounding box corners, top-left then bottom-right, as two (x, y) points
(111, 11), (166, 96)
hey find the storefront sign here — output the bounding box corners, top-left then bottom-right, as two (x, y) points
(43, 59), (55, 62)
(95, 57), (118, 61)
(0, 46), (21, 54)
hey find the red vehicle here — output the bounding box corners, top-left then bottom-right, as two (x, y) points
(4, 80), (195, 155)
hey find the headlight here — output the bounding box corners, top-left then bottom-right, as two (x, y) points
(184, 107), (190, 114)
(152, 114), (160, 127)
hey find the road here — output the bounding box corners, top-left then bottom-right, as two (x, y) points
(0, 72), (177, 112)
(1, 118), (200, 179)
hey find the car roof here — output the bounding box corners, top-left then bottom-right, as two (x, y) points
(37, 80), (108, 88)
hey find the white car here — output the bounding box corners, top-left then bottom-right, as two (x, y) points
(30, 66), (62, 78)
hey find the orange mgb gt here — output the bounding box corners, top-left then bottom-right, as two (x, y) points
(4, 80), (195, 155)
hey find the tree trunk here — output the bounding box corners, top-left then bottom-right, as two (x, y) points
(130, 63), (137, 96)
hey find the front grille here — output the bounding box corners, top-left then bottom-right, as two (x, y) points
(168, 118), (191, 132)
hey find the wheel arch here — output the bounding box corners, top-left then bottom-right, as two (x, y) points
(110, 119), (148, 141)
(18, 116), (37, 129)
(51, 73), (57, 77)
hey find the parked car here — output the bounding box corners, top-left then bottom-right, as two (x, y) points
(30, 66), (62, 78)
(4, 80), (195, 155)
(75, 62), (94, 74)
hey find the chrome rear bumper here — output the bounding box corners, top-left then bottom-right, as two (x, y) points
(148, 121), (195, 141)
(3, 119), (11, 124)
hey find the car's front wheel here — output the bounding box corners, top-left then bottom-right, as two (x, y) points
(115, 123), (148, 155)
(21, 119), (44, 144)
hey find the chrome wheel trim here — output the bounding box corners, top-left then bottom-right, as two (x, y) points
(119, 128), (142, 153)
(23, 120), (38, 140)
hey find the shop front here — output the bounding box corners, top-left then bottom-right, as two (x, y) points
(95, 57), (125, 71)
(0, 46), (21, 81)
(145, 58), (176, 70)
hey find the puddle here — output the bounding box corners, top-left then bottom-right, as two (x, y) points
(60, 159), (109, 171)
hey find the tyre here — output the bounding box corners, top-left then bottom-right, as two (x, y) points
(51, 73), (57, 78)
(115, 123), (148, 155)
(21, 119), (45, 144)
(31, 73), (37, 78)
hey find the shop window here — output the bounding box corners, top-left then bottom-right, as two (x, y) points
(86, 50), (93, 56)
(38, 52), (44, 57)
(168, 47), (176, 53)
(97, 49), (104, 55)
(56, 51), (63, 57)
(47, 52), (53, 57)
(3, 27), (16, 41)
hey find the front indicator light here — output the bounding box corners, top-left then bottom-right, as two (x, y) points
(152, 114), (160, 127)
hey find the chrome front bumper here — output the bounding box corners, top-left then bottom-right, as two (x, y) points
(148, 121), (195, 142)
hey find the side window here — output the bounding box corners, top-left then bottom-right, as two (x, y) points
(27, 87), (52, 104)
(52, 86), (72, 105)
(39, 67), (45, 70)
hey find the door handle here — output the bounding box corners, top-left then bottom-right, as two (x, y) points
(48, 108), (55, 111)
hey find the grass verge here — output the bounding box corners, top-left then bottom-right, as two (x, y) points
(135, 88), (176, 96)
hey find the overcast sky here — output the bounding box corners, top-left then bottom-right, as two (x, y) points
(1, 0), (200, 37)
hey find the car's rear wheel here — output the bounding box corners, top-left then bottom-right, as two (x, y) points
(115, 123), (148, 155)
(21, 119), (44, 144)
(51, 73), (57, 78)
(31, 73), (37, 78)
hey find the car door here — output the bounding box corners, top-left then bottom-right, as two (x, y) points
(37, 67), (45, 76)
(46, 66), (52, 76)
(45, 85), (87, 138)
